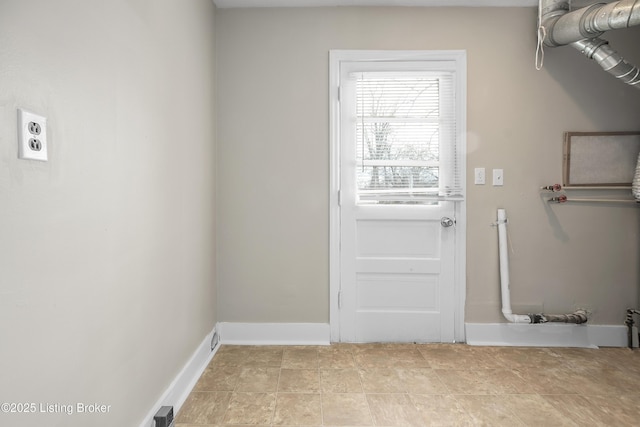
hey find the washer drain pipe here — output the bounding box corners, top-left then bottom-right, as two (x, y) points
(497, 209), (589, 325)
(497, 209), (531, 323)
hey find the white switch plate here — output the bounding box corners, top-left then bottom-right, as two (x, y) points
(493, 169), (504, 186)
(474, 168), (485, 185)
(18, 108), (48, 161)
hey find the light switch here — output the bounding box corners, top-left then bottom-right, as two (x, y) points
(493, 169), (504, 186)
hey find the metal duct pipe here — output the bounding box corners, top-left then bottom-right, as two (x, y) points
(633, 152), (640, 199)
(542, 0), (640, 47)
(540, 0), (640, 89)
(572, 37), (640, 87)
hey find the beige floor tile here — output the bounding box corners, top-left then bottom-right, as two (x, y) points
(222, 392), (276, 425)
(366, 393), (423, 427)
(273, 393), (323, 426)
(481, 369), (537, 394)
(491, 346), (562, 369)
(408, 394), (475, 426)
(210, 350), (249, 368)
(435, 369), (529, 395)
(499, 394), (578, 426)
(283, 347), (319, 369)
(320, 369), (363, 393)
(351, 342), (417, 352)
(547, 347), (617, 370)
(591, 348), (640, 374)
(417, 344), (501, 369)
(540, 394), (615, 425)
(354, 348), (428, 369)
(390, 349), (431, 368)
(322, 393), (373, 426)
(582, 394), (640, 426)
(177, 344), (640, 427)
(397, 368), (448, 394)
(569, 367), (640, 395)
(174, 424), (221, 427)
(235, 367), (280, 392)
(318, 347), (356, 369)
(175, 391), (230, 425)
(514, 367), (593, 395)
(244, 346), (284, 367)
(358, 368), (406, 393)
(279, 368), (321, 392)
(193, 366), (240, 392)
(455, 395), (526, 426)
(214, 345), (252, 357)
(353, 349), (391, 368)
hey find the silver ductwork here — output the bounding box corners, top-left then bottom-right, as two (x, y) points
(633, 151), (640, 199)
(540, 0), (640, 89)
(572, 37), (640, 86)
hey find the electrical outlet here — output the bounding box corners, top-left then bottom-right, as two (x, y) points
(474, 167), (485, 185)
(18, 108), (47, 161)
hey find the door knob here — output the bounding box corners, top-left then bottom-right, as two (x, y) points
(440, 217), (455, 227)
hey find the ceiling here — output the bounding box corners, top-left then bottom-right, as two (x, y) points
(213, 0), (539, 8)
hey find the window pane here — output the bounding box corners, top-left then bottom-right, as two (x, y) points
(355, 73), (444, 203)
(357, 166), (439, 191)
(356, 76), (440, 119)
(356, 122), (439, 163)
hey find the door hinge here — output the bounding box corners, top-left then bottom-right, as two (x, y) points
(338, 190), (342, 206)
(338, 290), (342, 309)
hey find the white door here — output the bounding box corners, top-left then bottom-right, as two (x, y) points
(333, 54), (464, 343)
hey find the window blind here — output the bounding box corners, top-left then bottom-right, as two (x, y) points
(354, 71), (461, 204)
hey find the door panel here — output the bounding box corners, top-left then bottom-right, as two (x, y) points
(356, 219), (438, 258)
(337, 58), (458, 343)
(357, 274), (438, 310)
(341, 201), (455, 343)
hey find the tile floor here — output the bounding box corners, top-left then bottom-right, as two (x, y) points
(175, 343), (640, 426)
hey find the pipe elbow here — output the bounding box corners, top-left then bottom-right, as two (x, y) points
(502, 310), (532, 324)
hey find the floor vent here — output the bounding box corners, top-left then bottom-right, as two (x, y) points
(210, 330), (219, 351)
(153, 405), (174, 427)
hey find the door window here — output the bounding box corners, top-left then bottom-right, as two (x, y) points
(354, 71), (457, 204)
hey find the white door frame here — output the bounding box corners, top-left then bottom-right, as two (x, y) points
(329, 50), (467, 343)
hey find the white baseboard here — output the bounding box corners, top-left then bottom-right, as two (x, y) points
(465, 322), (628, 348)
(139, 324), (220, 427)
(218, 322), (331, 345)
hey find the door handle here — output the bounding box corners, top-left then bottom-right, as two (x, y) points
(440, 217), (455, 228)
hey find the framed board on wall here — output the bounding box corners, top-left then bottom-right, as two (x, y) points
(563, 131), (640, 187)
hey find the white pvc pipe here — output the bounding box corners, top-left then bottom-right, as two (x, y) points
(497, 209), (531, 324)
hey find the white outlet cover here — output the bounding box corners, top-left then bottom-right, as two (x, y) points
(18, 108), (48, 161)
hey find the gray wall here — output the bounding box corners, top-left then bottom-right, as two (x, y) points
(216, 7), (640, 326)
(0, 1), (217, 426)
